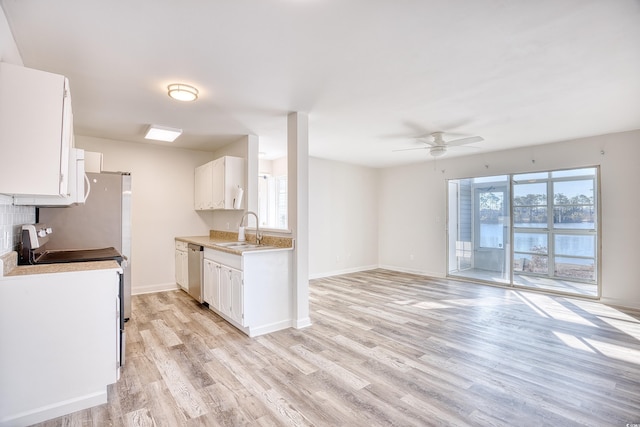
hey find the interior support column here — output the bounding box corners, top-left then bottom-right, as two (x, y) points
(288, 112), (311, 329)
(246, 134), (259, 216)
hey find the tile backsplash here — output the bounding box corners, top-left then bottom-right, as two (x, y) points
(0, 197), (36, 255)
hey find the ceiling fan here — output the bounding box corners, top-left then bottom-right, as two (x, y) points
(394, 131), (484, 157)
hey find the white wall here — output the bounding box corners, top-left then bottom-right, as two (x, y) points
(309, 157), (379, 278)
(378, 129), (640, 309)
(75, 135), (215, 294)
(378, 161), (444, 277)
(0, 6), (22, 65)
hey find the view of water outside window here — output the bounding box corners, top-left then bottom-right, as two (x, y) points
(448, 167), (598, 297)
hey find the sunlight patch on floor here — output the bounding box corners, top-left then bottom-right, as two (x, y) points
(413, 301), (451, 310)
(514, 292), (597, 327)
(552, 331), (595, 353)
(585, 338), (640, 365)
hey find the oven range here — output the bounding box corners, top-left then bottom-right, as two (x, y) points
(20, 223), (127, 367)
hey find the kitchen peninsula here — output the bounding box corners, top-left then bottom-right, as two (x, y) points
(0, 252), (122, 427)
(176, 230), (293, 337)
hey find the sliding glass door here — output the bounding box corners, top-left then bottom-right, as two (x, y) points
(447, 175), (510, 283)
(447, 167), (599, 298)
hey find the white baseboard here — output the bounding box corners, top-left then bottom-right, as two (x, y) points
(0, 390), (107, 427)
(293, 317), (312, 329)
(599, 297), (640, 311)
(248, 319), (294, 337)
(132, 282), (179, 296)
(377, 264), (445, 279)
(309, 264), (379, 280)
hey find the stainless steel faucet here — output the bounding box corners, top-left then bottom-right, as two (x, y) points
(239, 211), (263, 245)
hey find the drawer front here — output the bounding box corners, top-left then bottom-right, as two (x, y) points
(175, 240), (188, 251)
(204, 248), (241, 270)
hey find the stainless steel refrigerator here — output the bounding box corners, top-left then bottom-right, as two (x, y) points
(38, 172), (132, 319)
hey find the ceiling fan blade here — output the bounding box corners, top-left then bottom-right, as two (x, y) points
(446, 136), (484, 146)
(415, 138), (437, 146)
(392, 147), (429, 152)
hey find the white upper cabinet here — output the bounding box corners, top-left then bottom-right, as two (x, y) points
(194, 156), (245, 210)
(13, 147), (88, 206)
(194, 161), (213, 210)
(0, 62), (74, 197)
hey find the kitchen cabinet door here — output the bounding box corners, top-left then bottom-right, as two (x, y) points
(0, 62), (73, 196)
(219, 267), (232, 318)
(194, 162), (213, 210)
(211, 157), (225, 209)
(219, 266), (244, 325)
(228, 267), (244, 325)
(13, 148), (87, 206)
(203, 258), (221, 309)
(175, 243), (188, 291)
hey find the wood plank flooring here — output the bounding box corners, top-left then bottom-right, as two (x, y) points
(37, 269), (640, 426)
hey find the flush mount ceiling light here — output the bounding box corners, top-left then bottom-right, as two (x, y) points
(167, 83), (198, 101)
(144, 125), (183, 142)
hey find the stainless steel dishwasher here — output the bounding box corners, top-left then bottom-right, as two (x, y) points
(187, 243), (203, 303)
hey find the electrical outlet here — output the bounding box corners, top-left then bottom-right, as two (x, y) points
(226, 222), (230, 230)
(410, 254), (414, 261)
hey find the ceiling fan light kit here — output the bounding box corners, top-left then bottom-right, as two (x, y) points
(167, 83), (199, 101)
(430, 146), (448, 157)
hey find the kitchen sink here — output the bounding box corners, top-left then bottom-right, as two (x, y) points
(216, 242), (263, 249)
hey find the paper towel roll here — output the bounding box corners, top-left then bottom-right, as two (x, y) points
(233, 187), (244, 209)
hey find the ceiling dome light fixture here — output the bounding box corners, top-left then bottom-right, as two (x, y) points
(167, 83), (198, 101)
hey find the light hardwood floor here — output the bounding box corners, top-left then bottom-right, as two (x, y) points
(37, 269), (640, 426)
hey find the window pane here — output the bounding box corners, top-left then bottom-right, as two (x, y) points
(513, 172), (548, 181)
(480, 223), (504, 248)
(479, 191), (504, 248)
(552, 168), (596, 178)
(514, 253), (548, 274)
(553, 180), (594, 204)
(514, 206), (548, 228)
(555, 257), (595, 281)
(474, 175), (507, 184)
(554, 206), (595, 229)
(514, 183), (547, 205)
(554, 234), (595, 257)
(514, 232), (548, 254)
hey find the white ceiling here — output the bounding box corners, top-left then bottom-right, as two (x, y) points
(2, 0), (639, 167)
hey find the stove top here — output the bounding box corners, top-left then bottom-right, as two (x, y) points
(34, 247), (123, 264)
(19, 223), (123, 265)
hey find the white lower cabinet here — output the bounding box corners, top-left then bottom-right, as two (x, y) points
(204, 253), (244, 327)
(175, 241), (188, 291)
(203, 258), (221, 310)
(220, 266), (243, 325)
(203, 247), (291, 337)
